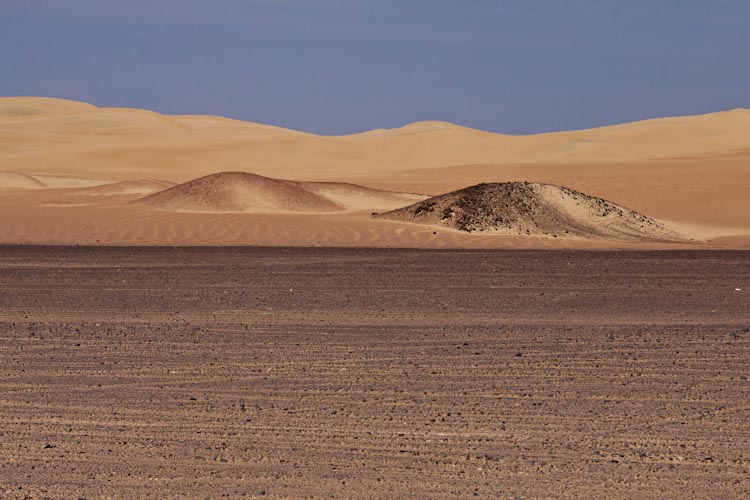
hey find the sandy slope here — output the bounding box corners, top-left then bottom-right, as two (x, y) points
(68, 179), (176, 196)
(0, 170), (106, 189)
(134, 172), (427, 213)
(135, 172), (343, 213)
(0, 96), (748, 247)
(0, 188), (740, 249)
(2, 97), (748, 182)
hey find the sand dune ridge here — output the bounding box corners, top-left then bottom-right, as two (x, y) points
(134, 171), (427, 214)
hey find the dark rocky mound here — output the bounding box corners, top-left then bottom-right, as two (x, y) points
(374, 182), (683, 241)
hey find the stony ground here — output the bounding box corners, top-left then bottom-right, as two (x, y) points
(0, 247), (748, 499)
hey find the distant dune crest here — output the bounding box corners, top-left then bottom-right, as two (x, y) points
(1, 98), (749, 180)
(375, 182), (684, 242)
(0, 97), (98, 117)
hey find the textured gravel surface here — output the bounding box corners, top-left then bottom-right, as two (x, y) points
(1, 247), (749, 499)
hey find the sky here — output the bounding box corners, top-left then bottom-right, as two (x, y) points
(1, 0), (749, 135)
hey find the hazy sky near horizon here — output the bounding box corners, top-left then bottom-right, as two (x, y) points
(2, 0), (749, 134)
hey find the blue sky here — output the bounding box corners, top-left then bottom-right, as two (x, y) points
(1, 0), (748, 134)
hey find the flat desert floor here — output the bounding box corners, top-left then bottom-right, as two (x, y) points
(1, 246), (749, 499)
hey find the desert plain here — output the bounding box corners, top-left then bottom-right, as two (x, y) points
(1, 246), (749, 499)
(1, 97), (749, 499)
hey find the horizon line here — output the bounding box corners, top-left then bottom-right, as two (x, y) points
(2, 94), (748, 138)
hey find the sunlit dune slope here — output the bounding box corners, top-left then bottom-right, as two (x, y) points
(1, 97), (748, 182)
(135, 172), (342, 213)
(301, 182), (427, 212)
(68, 179), (177, 196)
(0, 97), (97, 117)
(133, 172), (427, 213)
(0, 170), (105, 189)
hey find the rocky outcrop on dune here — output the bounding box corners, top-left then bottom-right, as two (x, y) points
(375, 182), (684, 241)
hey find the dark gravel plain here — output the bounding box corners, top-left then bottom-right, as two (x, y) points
(1, 246), (749, 499)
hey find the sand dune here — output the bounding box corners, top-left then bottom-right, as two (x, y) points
(1, 179), (746, 248)
(300, 182), (427, 212)
(0, 193), (696, 249)
(0, 96), (748, 247)
(1, 97), (748, 183)
(0, 171), (45, 188)
(0, 170), (106, 189)
(68, 179), (176, 196)
(134, 172), (427, 214)
(0, 96), (97, 117)
(376, 182), (683, 241)
(135, 172), (342, 213)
